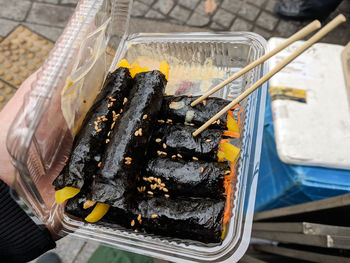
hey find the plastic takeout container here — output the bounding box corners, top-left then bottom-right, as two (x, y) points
(6, 1), (267, 262)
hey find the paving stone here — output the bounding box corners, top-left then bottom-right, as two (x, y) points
(132, 1), (150, 17)
(193, 0), (207, 16)
(256, 11), (279, 31)
(230, 18), (253, 31)
(178, 0), (200, 10)
(275, 20), (301, 37)
(265, 0), (278, 13)
(169, 5), (191, 21)
(0, 19), (19, 37)
(247, 0), (267, 7)
(187, 12), (210, 27)
(145, 9), (166, 19)
(74, 241), (100, 263)
(152, 0), (174, 15)
(52, 236), (86, 263)
(212, 8), (235, 28)
(61, 0), (79, 4)
(209, 21), (226, 30)
(138, 0), (155, 6)
(237, 3), (261, 21)
(23, 22), (63, 42)
(36, 0), (59, 4)
(221, 0), (243, 14)
(0, 0), (31, 21)
(253, 26), (272, 40)
(27, 3), (75, 28)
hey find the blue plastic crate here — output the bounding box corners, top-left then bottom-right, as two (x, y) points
(255, 94), (350, 212)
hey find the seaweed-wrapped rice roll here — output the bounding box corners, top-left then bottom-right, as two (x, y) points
(159, 95), (229, 129)
(53, 67), (133, 202)
(90, 70), (167, 208)
(150, 124), (223, 162)
(140, 158), (227, 198)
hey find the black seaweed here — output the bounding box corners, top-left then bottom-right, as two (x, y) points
(90, 70), (167, 208)
(53, 68), (133, 190)
(132, 197), (225, 243)
(150, 124), (222, 162)
(160, 95), (229, 129)
(141, 158), (227, 198)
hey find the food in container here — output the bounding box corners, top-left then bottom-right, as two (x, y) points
(90, 69), (167, 208)
(53, 67), (133, 202)
(160, 96), (230, 129)
(140, 157), (227, 198)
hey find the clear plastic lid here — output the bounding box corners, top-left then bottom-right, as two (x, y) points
(6, 1), (267, 262)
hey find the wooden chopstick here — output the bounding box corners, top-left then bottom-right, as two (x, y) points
(190, 20), (321, 107)
(193, 14), (346, 137)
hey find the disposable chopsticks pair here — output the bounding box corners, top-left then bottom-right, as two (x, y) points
(192, 14), (346, 137)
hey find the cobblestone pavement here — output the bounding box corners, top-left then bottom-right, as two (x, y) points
(0, 0), (349, 44)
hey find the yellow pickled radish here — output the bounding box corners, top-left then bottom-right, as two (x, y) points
(159, 61), (170, 80)
(219, 142), (240, 163)
(117, 59), (130, 68)
(227, 113), (239, 132)
(85, 203), (110, 223)
(217, 150), (225, 162)
(129, 62), (149, 78)
(55, 187), (80, 204)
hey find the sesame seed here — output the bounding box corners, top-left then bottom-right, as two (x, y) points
(200, 167), (204, 173)
(151, 214), (158, 218)
(155, 138), (162, 143)
(147, 191), (154, 195)
(108, 102), (113, 108)
(143, 114), (148, 120)
(98, 162), (102, 167)
(188, 94), (193, 98)
(192, 157), (198, 161)
(111, 122), (115, 129)
(137, 187), (141, 192)
(64, 157), (69, 163)
(163, 188), (168, 192)
(202, 100), (207, 106)
(107, 131), (111, 137)
(158, 179), (162, 184)
(142, 186), (146, 192)
(120, 108), (123, 113)
(123, 97), (128, 105)
(171, 155), (176, 159)
(205, 139), (212, 143)
(134, 229), (139, 233)
(227, 94), (233, 98)
(164, 194), (170, 198)
(149, 176), (154, 181)
(177, 154), (182, 159)
(138, 128), (143, 136)
(134, 130), (139, 136)
(157, 151), (167, 157)
(166, 119), (173, 124)
(137, 214), (142, 221)
(94, 121), (98, 126)
(150, 184), (156, 190)
(158, 120), (165, 123)
(225, 170), (231, 175)
(162, 143), (167, 149)
(97, 128), (102, 132)
(143, 177), (147, 181)
(105, 139), (110, 144)
(131, 220), (135, 227)
(190, 123), (195, 126)
(161, 183), (165, 187)
(217, 120), (220, 124)
(184, 122), (189, 125)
